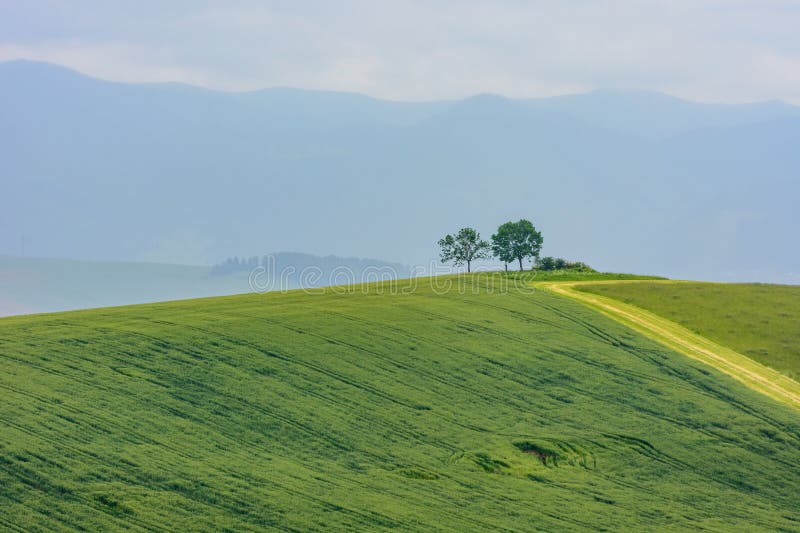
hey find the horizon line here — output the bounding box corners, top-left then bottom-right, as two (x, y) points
(2, 58), (796, 108)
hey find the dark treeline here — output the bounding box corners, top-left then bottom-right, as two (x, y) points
(209, 252), (412, 283)
(537, 257), (593, 272)
(211, 256), (262, 275)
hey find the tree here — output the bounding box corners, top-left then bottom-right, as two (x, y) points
(491, 219), (543, 271)
(490, 226), (513, 271)
(438, 227), (491, 273)
(538, 256), (556, 271)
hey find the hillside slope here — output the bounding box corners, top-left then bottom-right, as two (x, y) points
(1, 276), (799, 530)
(542, 280), (800, 410)
(577, 281), (800, 380)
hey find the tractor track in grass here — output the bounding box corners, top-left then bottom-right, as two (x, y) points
(536, 280), (800, 411)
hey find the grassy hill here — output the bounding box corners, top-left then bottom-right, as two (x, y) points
(1, 275), (799, 531)
(502, 270), (667, 282)
(577, 281), (800, 380)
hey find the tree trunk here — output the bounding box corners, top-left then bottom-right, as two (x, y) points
(518, 257), (523, 271)
(467, 260), (471, 273)
(504, 263), (508, 272)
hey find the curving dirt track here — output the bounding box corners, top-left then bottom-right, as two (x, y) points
(536, 280), (800, 411)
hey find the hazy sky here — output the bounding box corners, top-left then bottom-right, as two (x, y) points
(1, 0), (799, 103)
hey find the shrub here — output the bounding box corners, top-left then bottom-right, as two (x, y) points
(535, 257), (595, 272)
(538, 256), (557, 271)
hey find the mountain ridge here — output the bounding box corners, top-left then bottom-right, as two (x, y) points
(5, 60), (799, 109)
(2, 60), (798, 283)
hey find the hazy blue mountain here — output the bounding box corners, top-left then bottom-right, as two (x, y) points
(2, 60), (798, 283)
(0, 253), (410, 317)
(525, 89), (800, 139)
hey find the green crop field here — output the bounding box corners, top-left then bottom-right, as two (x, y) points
(577, 281), (800, 381)
(1, 275), (799, 531)
(497, 269), (667, 283)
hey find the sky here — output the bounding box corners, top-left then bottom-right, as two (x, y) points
(1, 0), (799, 103)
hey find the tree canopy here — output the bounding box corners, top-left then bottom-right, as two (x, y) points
(537, 256), (593, 272)
(438, 227), (491, 273)
(491, 219), (543, 271)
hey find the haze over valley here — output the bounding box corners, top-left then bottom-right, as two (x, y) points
(3, 60), (798, 284)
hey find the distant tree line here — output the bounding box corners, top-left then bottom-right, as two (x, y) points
(537, 256), (593, 272)
(438, 219), (592, 273)
(211, 256), (262, 275)
(210, 253), (413, 279)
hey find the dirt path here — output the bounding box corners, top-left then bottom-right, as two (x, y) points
(536, 280), (800, 411)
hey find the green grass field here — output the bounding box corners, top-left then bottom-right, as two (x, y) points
(498, 269), (667, 283)
(577, 281), (800, 381)
(1, 276), (799, 531)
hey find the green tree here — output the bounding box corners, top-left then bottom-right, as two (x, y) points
(490, 226), (513, 271)
(491, 219), (543, 271)
(538, 256), (556, 271)
(438, 227), (491, 273)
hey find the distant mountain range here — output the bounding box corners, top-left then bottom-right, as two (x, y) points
(2, 60), (798, 282)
